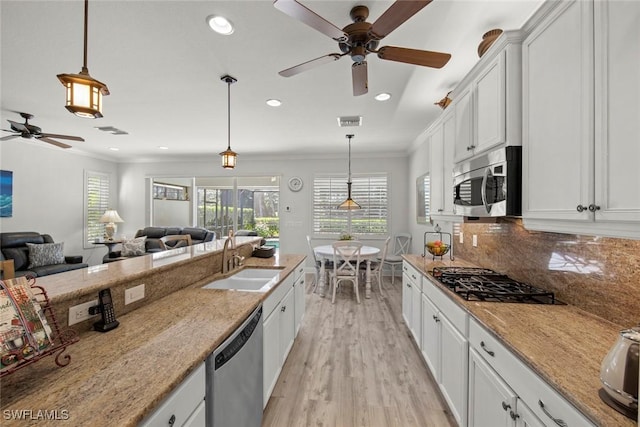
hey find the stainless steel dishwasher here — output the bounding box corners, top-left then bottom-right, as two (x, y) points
(205, 304), (263, 427)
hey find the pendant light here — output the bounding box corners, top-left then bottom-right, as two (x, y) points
(220, 75), (238, 169)
(337, 134), (361, 210)
(57, 0), (110, 119)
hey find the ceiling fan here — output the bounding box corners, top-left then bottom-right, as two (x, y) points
(274, 0), (451, 96)
(1, 112), (84, 149)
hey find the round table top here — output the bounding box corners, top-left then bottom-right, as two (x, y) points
(314, 244), (380, 258)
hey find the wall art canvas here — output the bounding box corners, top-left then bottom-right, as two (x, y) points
(0, 170), (13, 217)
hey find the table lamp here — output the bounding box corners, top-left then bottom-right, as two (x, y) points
(99, 209), (124, 241)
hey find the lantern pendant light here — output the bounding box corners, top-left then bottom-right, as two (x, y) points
(220, 75), (238, 169)
(337, 134), (361, 210)
(57, 0), (110, 119)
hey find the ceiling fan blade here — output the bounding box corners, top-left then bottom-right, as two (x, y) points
(37, 137), (72, 149)
(40, 132), (84, 142)
(274, 0), (348, 42)
(352, 62), (368, 96)
(0, 134), (20, 141)
(279, 53), (344, 77)
(369, 0), (432, 40)
(7, 119), (28, 133)
(377, 46), (451, 68)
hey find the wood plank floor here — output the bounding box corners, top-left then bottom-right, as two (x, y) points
(262, 274), (457, 427)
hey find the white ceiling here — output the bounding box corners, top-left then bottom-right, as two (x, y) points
(1, 0), (543, 162)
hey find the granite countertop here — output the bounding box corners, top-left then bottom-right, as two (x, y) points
(403, 254), (634, 427)
(0, 254), (305, 427)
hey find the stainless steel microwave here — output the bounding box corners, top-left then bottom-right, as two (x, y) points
(453, 146), (522, 217)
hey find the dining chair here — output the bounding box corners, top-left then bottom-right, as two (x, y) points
(361, 236), (391, 296)
(0, 259), (16, 280)
(381, 233), (412, 285)
(330, 240), (363, 304)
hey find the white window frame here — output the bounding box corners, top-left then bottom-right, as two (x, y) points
(313, 172), (388, 237)
(84, 170), (111, 248)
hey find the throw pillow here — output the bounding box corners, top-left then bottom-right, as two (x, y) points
(121, 236), (147, 257)
(26, 242), (65, 268)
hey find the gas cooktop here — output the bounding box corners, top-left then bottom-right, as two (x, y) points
(432, 267), (562, 304)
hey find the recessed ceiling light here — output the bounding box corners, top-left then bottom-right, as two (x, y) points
(108, 147), (119, 151)
(375, 92), (391, 101)
(266, 99), (282, 107)
(206, 15), (234, 35)
(158, 146), (169, 150)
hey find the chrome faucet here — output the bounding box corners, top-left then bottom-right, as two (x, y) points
(232, 253), (245, 268)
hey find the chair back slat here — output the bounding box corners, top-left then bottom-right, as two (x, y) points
(393, 233), (412, 256)
(332, 241), (362, 277)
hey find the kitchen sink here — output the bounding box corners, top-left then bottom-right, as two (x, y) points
(202, 268), (284, 292)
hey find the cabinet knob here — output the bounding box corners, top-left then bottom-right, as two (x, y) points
(281, 306), (286, 312)
(168, 414), (176, 426)
(509, 410), (520, 421)
(576, 204), (587, 212)
(432, 315), (440, 323)
(588, 204), (601, 212)
(501, 401), (511, 411)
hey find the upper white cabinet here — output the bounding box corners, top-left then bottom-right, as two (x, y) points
(522, 0), (640, 238)
(451, 32), (523, 164)
(430, 109), (456, 219)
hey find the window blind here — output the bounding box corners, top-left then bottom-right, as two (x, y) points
(313, 173), (388, 236)
(85, 171), (110, 246)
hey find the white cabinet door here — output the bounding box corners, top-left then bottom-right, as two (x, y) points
(468, 348), (517, 427)
(430, 121), (445, 215)
(475, 50), (506, 153)
(522, 0), (593, 221)
(421, 293), (439, 378)
(440, 315), (468, 427)
(183, 400), (206, 427)
(454, 88), (474, 163)
(515, 400), (545, 427)
(279, 286), (296, 364)
(442, 110), (456, 216)
(402, 271), (412, 327)
(594, 0), (640, 223)
(294, 274), (305, 335)
(410, 278), (422, 346)
(263, 309), (280, 408)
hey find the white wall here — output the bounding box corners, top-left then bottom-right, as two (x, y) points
(0, 141), (119, 265)
(117, 153), (411, 267)
(152, 199), (190, 227)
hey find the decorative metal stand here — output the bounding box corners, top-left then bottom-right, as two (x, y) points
(0, 277), (79, 377)
(423, 224), (454, 261)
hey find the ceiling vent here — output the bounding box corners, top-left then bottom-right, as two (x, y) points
(337, 116), (362, 127)
(95, 126), (128, 135)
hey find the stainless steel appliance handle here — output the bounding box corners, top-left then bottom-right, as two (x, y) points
(481, 167), (491, 214)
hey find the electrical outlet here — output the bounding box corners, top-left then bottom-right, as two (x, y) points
(459, 232), (464, 244)
(125, 284), (145, 305)
(472, 234), (478, 247)
(68, 299), (98, 326)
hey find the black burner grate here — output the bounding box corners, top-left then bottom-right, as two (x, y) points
(432, 267), (560, 304)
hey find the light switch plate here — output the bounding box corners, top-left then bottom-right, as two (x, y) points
(125, 284), (145, 305)
(472, 235), (478, 247)
(459, 232), (464, 244)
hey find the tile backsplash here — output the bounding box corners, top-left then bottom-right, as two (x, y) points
(453, 218), (640, 327)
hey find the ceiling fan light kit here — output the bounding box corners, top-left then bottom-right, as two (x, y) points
(220, 75), (238, 169)
(273, 0), (451, 96)
(57, 0), (109, 119)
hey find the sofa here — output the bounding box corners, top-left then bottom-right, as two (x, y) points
(103, 226), (215, 263)
(0, 232), (88, 278)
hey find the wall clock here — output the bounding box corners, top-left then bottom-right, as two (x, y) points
(288, 176), (303, 192)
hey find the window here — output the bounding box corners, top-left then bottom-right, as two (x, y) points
(153, 182), (188, 201)
(85, 171), (110, 247)
(313, 173), (388, 236)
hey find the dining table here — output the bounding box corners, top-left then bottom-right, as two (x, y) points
(314, 244), (381, 299)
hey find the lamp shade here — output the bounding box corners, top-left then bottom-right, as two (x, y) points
(99, 209), (124, 224)
(57, 71), (109, 118)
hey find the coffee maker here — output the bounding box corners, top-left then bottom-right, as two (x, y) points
(600, 326), (639, 421)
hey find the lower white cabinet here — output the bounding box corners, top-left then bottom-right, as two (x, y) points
(140, 363), (206, 427)
(263, 263), (306, 408)
(402, 261), (422, 344)
(421, 283), (468, 427)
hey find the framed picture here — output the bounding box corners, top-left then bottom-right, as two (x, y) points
(1, 170), (13, 218)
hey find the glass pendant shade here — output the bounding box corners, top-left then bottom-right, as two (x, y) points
(58, 0), (109, 119)
(57, 70), (109, 118)
(220, 147), (237, 169)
